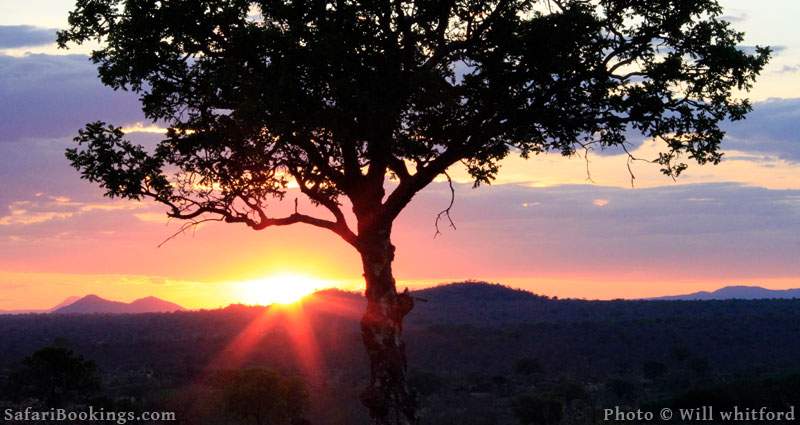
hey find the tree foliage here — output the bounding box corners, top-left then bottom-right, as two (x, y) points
(58, 0), (769, 243)
(5, 346), (101, 406)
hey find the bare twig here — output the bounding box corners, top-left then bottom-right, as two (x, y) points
(576, 142), (596, 184)
(434, 172), (457, 238)
(620, 142), (656, 188)
(157, 217), (223, 248)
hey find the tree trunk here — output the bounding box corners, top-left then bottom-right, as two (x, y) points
(358, 227), (417, 425)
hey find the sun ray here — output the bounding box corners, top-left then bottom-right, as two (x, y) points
(205, 306), (281, 370)
(281, 303), (324, 385)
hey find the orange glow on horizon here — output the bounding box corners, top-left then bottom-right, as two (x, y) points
(234, 273), (333, 305)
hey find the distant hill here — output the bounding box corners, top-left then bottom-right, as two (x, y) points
(408, 281), (569, 325)
(301, 281), (800, 326)
(9, 282), (800, 316)
(399, 281), (800, 325)
(413, 281), (547, 302)
(54, 295), (184, 314)
(127, 296), (185, 312)
(50, 296), (82, 311)
(650, 285), (800, 301)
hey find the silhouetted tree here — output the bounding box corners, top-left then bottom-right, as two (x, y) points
(284, 374), (312, 425)
(671, 345), (691, 363)
(642, 361), (668, 380)
(552, 380), (589, 403)
(6, 346), (100, 406)
(58, 0), (768, 422)
(607, 378), (637, 401)
(408, 370), (444, 398)
(513, 394), (564, 425)
(689, 357), (711, 377)
(672, 373), (800, 411)
(515, 357), (544, 376)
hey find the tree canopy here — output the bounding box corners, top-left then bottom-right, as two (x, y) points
(58, 0), (769, 245)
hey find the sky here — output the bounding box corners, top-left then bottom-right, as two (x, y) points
(0, 1), (799, 309)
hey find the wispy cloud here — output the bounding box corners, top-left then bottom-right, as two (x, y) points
(776, 64), (800, 74)
(133, 212), (168, 223)
(0, 195), (144, 226)
(721, 10), (748, 23)
(724, 98), (800, 162)
(738, 45), (785, 55)
(399, 181), (800, 283)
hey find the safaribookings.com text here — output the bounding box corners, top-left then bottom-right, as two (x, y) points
(4, 406), (176, 424)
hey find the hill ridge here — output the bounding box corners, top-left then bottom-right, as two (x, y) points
(649, 285), (800, 301)
(54, 294), (184, 314)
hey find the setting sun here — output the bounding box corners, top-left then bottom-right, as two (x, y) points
(235, 274), (330, 305)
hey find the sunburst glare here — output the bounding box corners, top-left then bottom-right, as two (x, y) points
(235, 273), (330, 305)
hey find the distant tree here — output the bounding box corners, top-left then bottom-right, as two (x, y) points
(642, 361), (668, 380)
(671, 345), (691, 363)
(212, 368), (309, 425)
(514, 357), (544, 376)
(689, 357), (711, 377)
(283, 374), (312, 425)
(6, 346), (100, 406)
(408, 370), (444, 398)
(552, 380), (589, 403)
(58, 0), (768, 422)
(512, 394), (564, 425)
(607, 378), (637, 401)
(672, 373), (800, 410)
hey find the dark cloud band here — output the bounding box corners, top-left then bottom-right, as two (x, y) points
(0, 53), (144, 142)
(724, 98), (800, 162)
(0, 25), (56, 48)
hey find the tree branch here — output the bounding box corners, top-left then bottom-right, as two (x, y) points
(289, 169), (360, 247)
(421, 0), (512, 71)
(143, 187), (360, 248)
(381, 141), (467, 222)
(387, 155), (411, 181)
